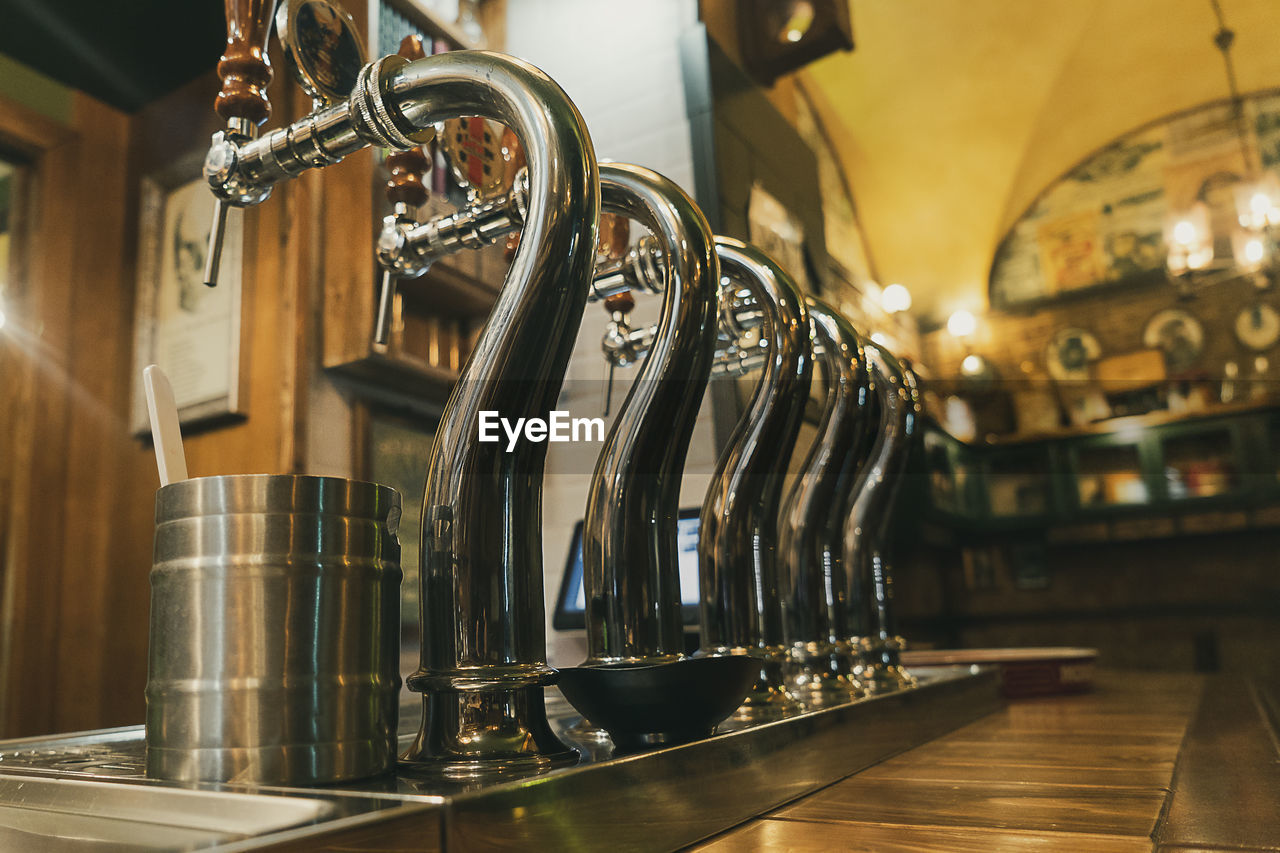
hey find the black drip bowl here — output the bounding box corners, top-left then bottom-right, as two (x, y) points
(556, 656), (757, 751)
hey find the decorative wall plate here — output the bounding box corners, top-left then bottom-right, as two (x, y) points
(1046, 327), (1101, 381)
(1234, 302), (1280, 351)
(276, 0), (366, 105)
(1142, 307), (1204, 373)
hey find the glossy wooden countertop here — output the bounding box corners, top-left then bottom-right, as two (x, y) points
(691, 670), (1280, 852)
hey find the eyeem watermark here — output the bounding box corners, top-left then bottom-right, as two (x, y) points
(478, 410), (605, 451)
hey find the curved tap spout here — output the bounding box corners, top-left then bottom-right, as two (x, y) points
(362, 54), (598, 774)
(581, 165), (719, 665)
(698, 238), (812, 715)
(843, 345), (921, 694)
(778, 297), (875, 707)
(200, 49), (600, 772)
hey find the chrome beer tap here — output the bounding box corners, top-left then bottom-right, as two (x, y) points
(598, 216), (636, 416)
(698, 238), (813, 716)
(597, 246), (766, 379)
(844, 344), (921, 694)
(581, 169), (719, 666)
(202, 0), (275, 288)
(778, 297), (875, 708)
(201, 3), (602, 770)
(204, 0), (369, 288)
(376, 156), (721, 670)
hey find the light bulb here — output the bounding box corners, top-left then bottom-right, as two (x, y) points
(947, 310), (976, 337)
(1245, 238), (1266, 265)
(1172, 219), (1199, 247)
(961, 354), (984, 375)
(881, 283), (911, 314)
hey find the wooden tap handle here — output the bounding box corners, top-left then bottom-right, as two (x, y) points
(398, 33), (426, 61)
(384, 35), (433, 207)
(502, 127), (526, 261)
(605, 290), (636, 314)
(599, 213), (630, 259)
(215, 0), (275, 126)
(386, 144), (432, 206)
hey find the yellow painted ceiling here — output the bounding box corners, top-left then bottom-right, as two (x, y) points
(802, 0), (1280, 324)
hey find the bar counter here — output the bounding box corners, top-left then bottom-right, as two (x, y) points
(1, 668), (1275, 850)
(691, 670), (1280, 852)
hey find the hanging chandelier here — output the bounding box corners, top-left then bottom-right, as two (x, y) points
(1164, 0), (1280, 289)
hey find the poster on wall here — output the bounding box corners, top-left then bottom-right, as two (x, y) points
(1036, 210), (1108, 292)
(131, 156), (245, 434)
(991, 92), (1280, 307)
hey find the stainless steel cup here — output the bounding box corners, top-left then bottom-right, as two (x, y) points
(145, 474), (403, 785)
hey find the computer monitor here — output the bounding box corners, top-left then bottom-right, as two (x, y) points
(552, 508), (702, 631)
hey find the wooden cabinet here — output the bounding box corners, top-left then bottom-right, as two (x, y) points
(322, 0), (509, 414)
(918, 404), (1280, 540)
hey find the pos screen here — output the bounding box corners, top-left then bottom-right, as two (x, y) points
(551, 508), (702, 630)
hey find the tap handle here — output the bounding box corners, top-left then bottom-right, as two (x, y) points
(373, 35), (434, 343)
(203, 198), (229, 288)
(599, 212), (630, 259)
(501, 127), (525, 261)
(374, 269), (397, 345)
(386, 145), (432, 207)
(604, 289), (635, 316)
(384, 37), (433, 207)
(215, 0), (275, 128)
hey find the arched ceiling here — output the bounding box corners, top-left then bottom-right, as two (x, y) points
(801, 0), (1280, 324)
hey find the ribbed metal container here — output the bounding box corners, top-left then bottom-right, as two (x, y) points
(145, 474), (402, 785)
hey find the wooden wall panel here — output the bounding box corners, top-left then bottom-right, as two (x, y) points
(0, 58), (329, 735)
(0, 0), (395, 738)
(0, 90), (144, 736)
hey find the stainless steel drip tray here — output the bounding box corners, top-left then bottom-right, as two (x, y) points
(0, 775), (335, 851)
(0, 666), (1000, 851)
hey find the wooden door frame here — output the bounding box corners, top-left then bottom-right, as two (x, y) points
(0, 95), (77, 732)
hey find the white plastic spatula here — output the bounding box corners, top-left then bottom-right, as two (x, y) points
(143, 364), (188, 486)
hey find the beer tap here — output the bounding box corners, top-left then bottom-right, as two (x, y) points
(597, 213), (636, 416)
(379, 153), (723, 671)
(698, 238), (812, 716)
(596, 243), (767, 379)
(778, 297), (875, 708)
(374, 36), (434, 346)
(202, 0), (275, 288)
(844, 345), (921, 694)
(201, 0), (604, 768)
(581, 169), (718, 667)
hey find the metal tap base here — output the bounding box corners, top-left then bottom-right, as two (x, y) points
(854, 636), (917, 695)
(789, 643), (865, 708)
(732, 646), (803, 718)
(856, 664), (919, 695)
(400, 681), (577, 777)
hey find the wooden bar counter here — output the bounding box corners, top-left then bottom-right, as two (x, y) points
(692, 671), (1280, 852)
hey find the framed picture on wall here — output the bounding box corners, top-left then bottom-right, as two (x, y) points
(365, 407), (438, 645)
(130, 151), (245, 434)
